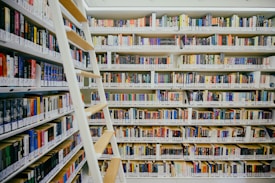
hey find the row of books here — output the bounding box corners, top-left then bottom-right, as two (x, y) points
(0, 52), (64, 87)
(88, 13), (274, 28)
(96, 53), (173, 66)
(50, 150), (85, 183)
(89, 72), (275, 90)
(116, 160), (272, 177)
(0, 51), (91, 87)
(178, 54), (274, 67)
(90, 90), (274, 105)
(89, 108), (273, 122)
(100, 90), (186, 103)
(0, 119), (78, 182)
(181, 34), (275, 47)
(10, 0), (52, 23)
(87, 14), (153, 28)
(97, 53), (275, 70)
(92, 34), (275, 47)
(1, 1), (89, 55)
(156, 71), (258, 85)
(188, 90), (274, 103)
(90, 125), (275, 142)
(101, 143), (275, 160)
(0, 92), (73, 135)
(6, 138), (83, 183)
(99, 71), (261, 84)
(101, 72), (151, 84)
(0, 2), (58, 51)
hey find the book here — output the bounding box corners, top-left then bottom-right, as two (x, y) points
(0, 53), (7, 86)
(3, 99), (11, 133)
(0, 99), (4, 134)
(4, 7), (10, 32)
(10, 98), (18, 130)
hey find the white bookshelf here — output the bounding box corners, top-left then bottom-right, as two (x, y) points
(87, 4), (275, 182)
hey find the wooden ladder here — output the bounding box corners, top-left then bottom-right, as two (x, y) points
(48, 0), (126, 182)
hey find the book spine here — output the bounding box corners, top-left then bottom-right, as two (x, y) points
(0, 53), (5, 86)
(0, 99), (4, 134)
(3, 99), (11, 133)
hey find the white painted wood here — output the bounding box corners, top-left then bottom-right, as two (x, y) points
(48, 0), (103, 183)
(48, 0), (126, 182)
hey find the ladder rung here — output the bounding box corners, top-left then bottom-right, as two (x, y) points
(85, 103), (107, 116)
(94, 130), (114, 154)
(103, 157), (121, 183)
(75, 69), (101, 78)
(59, 0), (87, 22)
(66, 28), (93, 51)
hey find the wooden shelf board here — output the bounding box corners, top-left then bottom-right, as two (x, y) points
(94, 130), (114, 154)
(59, 0), (87, 22)
(103, 157), (121, 183)
(85, 103), (107, 116)
(66, 30), (94, 51)
(76, 70), (101, 78)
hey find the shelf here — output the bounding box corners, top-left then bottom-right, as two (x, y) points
(94, 130), (114, 154)
(93, 102), (275, 108)
(41, 144), (84, 183)
(66, 28), (94, 51)
(90, 27), (275, 35)
(88, 84), (275, 91)
(0, 109), (74, 141)
(94, 45), (275, 55)
(115, 138), (274, 144)
(0, 86), (69, 94)
(59, 0), (87, 22)
(125, 177), (275, 183)
(0, 31), (61, 64)
(2, 0), (54, 33)
(1, 127), (79, 183)
(103, 157), (121, 183)
(85, 103), (108, 116)
(99, 156), (275, 161)
(89, 119), (275, 127)
(76, 69), (101, 78)
(98, 66), (275, 72)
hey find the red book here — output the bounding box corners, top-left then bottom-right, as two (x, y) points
(27, 59), (36, 79)
(28, 0), (34, 5)
(0, 53), (6, 77)
(14, 10), (20, 36)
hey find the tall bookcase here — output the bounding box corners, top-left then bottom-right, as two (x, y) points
(0, 0), (86, 182)
(86, 5), (275, 183)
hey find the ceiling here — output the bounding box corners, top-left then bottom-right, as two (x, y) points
(84, 0), (275, 8)
(83, 0), (275, 18)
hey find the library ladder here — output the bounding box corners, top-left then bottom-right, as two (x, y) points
(48, 0), (126, 182)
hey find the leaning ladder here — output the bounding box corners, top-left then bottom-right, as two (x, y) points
(48, 0), (126, 182)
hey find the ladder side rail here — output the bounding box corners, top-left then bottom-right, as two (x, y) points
(82, 22), (115, 131)
(78, 0), (127, 182)
(82, 18), (127, 183)
(48, 1), (103, 183)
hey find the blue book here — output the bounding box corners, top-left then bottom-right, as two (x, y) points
(18, 56), (24, 84)
(33, 131), (38, 151)
(27, 129), (35, 153)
